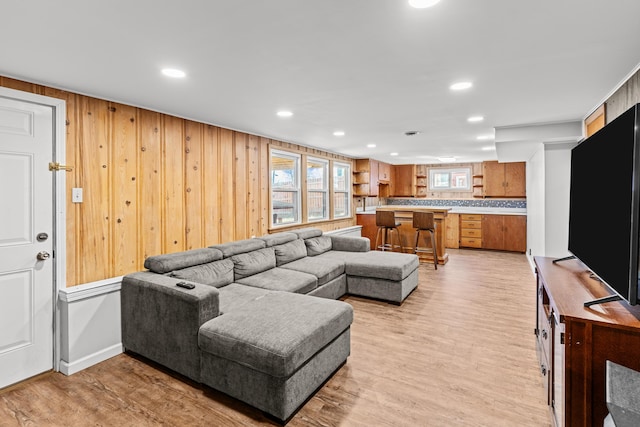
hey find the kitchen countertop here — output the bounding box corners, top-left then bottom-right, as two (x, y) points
(355, 205), (526, 215)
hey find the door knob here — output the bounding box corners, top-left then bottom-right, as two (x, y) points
(37, 251), (50, 261)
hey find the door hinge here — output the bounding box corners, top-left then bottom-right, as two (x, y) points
(561, 332), (565, 345)
(49, 162), (73, 172)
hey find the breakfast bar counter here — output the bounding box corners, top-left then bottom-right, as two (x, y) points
(356, 206), (450, 265)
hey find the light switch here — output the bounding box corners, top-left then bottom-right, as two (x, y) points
(72, 187), (83, 203)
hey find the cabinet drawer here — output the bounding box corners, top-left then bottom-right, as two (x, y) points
(460, 220), (482, 229)
(460, 237), (482, 248)
(461, 228), (482, 238)
(460, 214), (482, 221)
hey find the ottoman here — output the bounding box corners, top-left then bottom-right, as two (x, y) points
(198, 291), (353, 422)
(321, 250), (420, 304)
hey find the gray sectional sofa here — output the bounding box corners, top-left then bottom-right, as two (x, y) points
(121, 227), (419, 422)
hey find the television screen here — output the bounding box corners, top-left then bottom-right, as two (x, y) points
(568, 103), (640, 306)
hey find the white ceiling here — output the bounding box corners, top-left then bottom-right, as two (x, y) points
(2, 0), (640, 164)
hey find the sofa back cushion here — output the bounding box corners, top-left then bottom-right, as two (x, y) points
(305, 236), (333, 256)
(210, 238), (266, 258)
(273, 239), (307, 266)
(144, 248), (223, 274)
(232, 247), (276, 280)
(170, 258), (234, 288)
(291, 227), (323, 240)
(259, 232), (298, 247)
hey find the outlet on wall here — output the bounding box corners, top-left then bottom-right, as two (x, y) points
(72, 188), (83, 203)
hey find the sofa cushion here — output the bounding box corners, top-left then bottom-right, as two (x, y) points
(170, 258), (234, 288)
(280, 256), (345, 286)
(210, 239), (266, 258)
(274, 239), (307, 266)
(291, 227), (323, 240)
(259, 232), (298, 247)
(231, 247), (276, 280)
(144, 248), (223, 274)
(217, 283), (274, 314)
(305, 236), (333, 256)
(319, 250), (419, 281)
(236, 267), (317, 294)
(198, 292), (353, 377)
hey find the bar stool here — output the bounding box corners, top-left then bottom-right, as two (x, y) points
(413, 211), (438, 269)
(375, 210), (402, 252)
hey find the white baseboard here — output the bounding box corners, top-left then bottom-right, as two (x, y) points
(59, 343), (123, 376)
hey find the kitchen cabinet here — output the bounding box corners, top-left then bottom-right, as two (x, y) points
(444, 213), (459, 248)
(353, 158), (378, 197)
(353, 158), (391, 197)
(481, 214), (526, 252)
(483, 161), (526, 197)
(459, 214), (482, 248)
(392, 164), (417, 197)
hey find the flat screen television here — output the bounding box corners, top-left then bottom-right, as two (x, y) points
(567, 103), (640, 306)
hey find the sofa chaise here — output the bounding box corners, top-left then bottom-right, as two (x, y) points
(121, 227), (419, 422)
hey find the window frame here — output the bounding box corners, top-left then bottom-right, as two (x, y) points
(306, 156), (329, 222)
(270, 149), (302, 227)
(332, 161), (351, 218)
(429, 167), (472, 192)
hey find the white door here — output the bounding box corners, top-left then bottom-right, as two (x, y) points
(0, 95), (54, 388)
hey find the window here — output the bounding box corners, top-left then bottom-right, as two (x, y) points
(307, 157), (329, 221)
(333, 162), (351, 218)
(429, 167), (471, 191)
(271, 150), (301, 225)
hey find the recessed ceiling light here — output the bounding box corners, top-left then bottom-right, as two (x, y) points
(390, 152), (399, 156)
(161, 68), (186, 78)
(408, 0), (441, 8)
(277, 111), (293, 117)
(477, 135), (493, 140)
(467, 116), (484, 123)
(367, 144), (376, 148)
(450, 81), (472, 91)
(438, 156), (456, 162)
(333, 131), (345, 137)
(482, 146), (496, 151)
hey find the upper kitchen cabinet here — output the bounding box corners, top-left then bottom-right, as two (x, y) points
(482, 161), (526, 198)
(392, 164), (417, 197)
(353, 158), (390, 197)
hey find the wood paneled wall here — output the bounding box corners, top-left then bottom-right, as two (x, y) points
(0, 77), (355, 286)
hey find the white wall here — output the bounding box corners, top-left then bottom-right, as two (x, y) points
(58, 278), (123, 375)
(543, 144), (574, 258)
(526, 145), (545, 259)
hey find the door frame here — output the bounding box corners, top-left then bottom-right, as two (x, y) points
(0, 86), (66, 372)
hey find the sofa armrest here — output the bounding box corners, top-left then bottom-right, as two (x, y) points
(121, 271), (220, 381)
(329, 235), (370, 252)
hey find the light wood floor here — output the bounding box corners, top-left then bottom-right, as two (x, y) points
(0, 249), (551, 426)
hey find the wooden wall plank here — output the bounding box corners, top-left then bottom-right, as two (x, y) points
(259, 138), (270, 236)
(184, 121), (204, 250)
(219, 128), (235, 243)
(111, 104), (138, 275)
(78, 97), (111, 283)
(202, 125), (220, 245)
(162, 115), (185, 253)
(138, 110), (163, 262)
(234, 132), (248, 239)
(246, 135), (260, 237)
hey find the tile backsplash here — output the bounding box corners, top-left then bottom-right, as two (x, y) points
(385, 198), (526, 209)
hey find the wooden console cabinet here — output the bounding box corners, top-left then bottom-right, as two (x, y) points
(534, 257), (640, 426)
